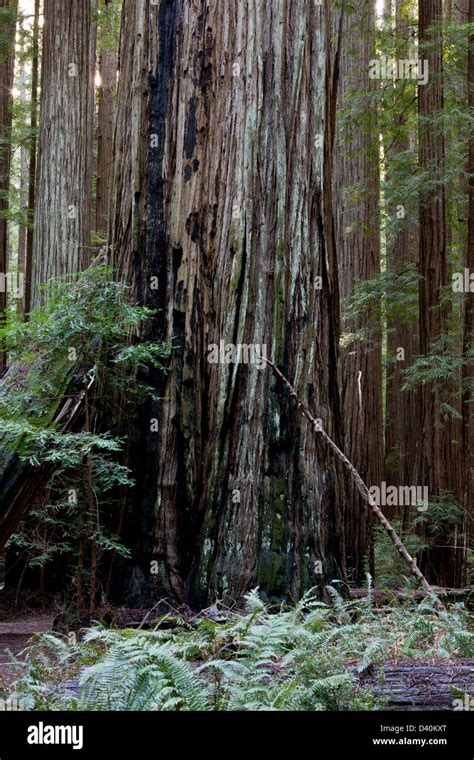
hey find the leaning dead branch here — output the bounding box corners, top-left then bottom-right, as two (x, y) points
(258, 354), (444, 609)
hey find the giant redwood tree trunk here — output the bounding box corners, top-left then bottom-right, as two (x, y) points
(31, 0), (95, 306)
(109, 0), (347, 606)
(333, 0), (383, 583)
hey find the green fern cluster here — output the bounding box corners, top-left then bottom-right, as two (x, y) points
(4, 587), (473, 711)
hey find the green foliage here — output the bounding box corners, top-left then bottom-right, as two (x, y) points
(95, 0), (122, 54)
(341, 265), (419, 345)
(4, 588), (472, 712)
(0, 265), (168, 421)
(0, 2), (16, 62)
(412, 493), (466, 537)
(0, 267), (170, 593)
(370, 522), (428, 589)
(370, 495), (469, 589)
(339, 6), (473, 404)
(402, 340), (473, 396)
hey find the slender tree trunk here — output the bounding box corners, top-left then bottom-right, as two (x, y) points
(89, 0), (98, 236)
(77, 504), (85, 616)
(465, 0), (474, 591)
(418, 0), (446, 482)
(96, 46), (117, 237)
(333, 0), (383, 583)
(17, 54), (28, 317)
(460, 0), (473, 589)
(418, 0), (460, 585)
(385, 0), (420, 497)
(31, 0), (95, 307)
(0, 0), (18, 369)
(84, 388), (97, 617)
(109, 0), (347, 607)
(24, 0), (39, 317)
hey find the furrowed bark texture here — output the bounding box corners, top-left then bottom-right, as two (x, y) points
(0, 0), (17, 370)
(110, 0), (347, 606)
(333, 0), (383, 583)
(31, 0), (94, 306)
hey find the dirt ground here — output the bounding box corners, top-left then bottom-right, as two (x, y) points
(0, 590), (58, 685)
(0, 616), (53, 685)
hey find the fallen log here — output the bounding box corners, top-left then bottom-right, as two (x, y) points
(358, 658), (474, 711)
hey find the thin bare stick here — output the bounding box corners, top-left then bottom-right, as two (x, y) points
(258, 354), (443, 608)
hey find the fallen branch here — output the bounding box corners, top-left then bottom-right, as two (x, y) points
(258, 354), (444, 609)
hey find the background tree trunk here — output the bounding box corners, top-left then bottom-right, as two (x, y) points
(418, 0), (461, 585)
(333, 0), (383, 584)
(31, 0), (95, 306)
(0, 0), (18, 370)
(17, 50), (28, 318)
(23, 0), (39, 317)
(109, 0), (347, 607)
(96, 44), (117, 237)
(385, 0), (420, 497)
(460, 0), (473, 590)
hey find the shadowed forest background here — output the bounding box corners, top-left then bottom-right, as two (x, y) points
(0, 0), (472, 713)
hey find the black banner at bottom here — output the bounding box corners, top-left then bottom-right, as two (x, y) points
(0, 710), (472, 758)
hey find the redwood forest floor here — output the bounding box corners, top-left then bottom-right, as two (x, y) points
(0, 590), (473, 711)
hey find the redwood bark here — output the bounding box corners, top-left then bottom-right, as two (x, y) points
(460, 0), (473, 589)
(333, 0), (383, 583)
(23, 0), (39, 317)
(17, 52), (28, 318)
(418, 0), (460, 585)
(385, 0), (420, 496)
(0, 0), (17, 369)
(31, 0), (95, 307)
(96, 47), (117, 237)
(109, 0), (347, 606)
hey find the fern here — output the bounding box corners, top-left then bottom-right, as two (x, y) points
(4, 590), (472, 712)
